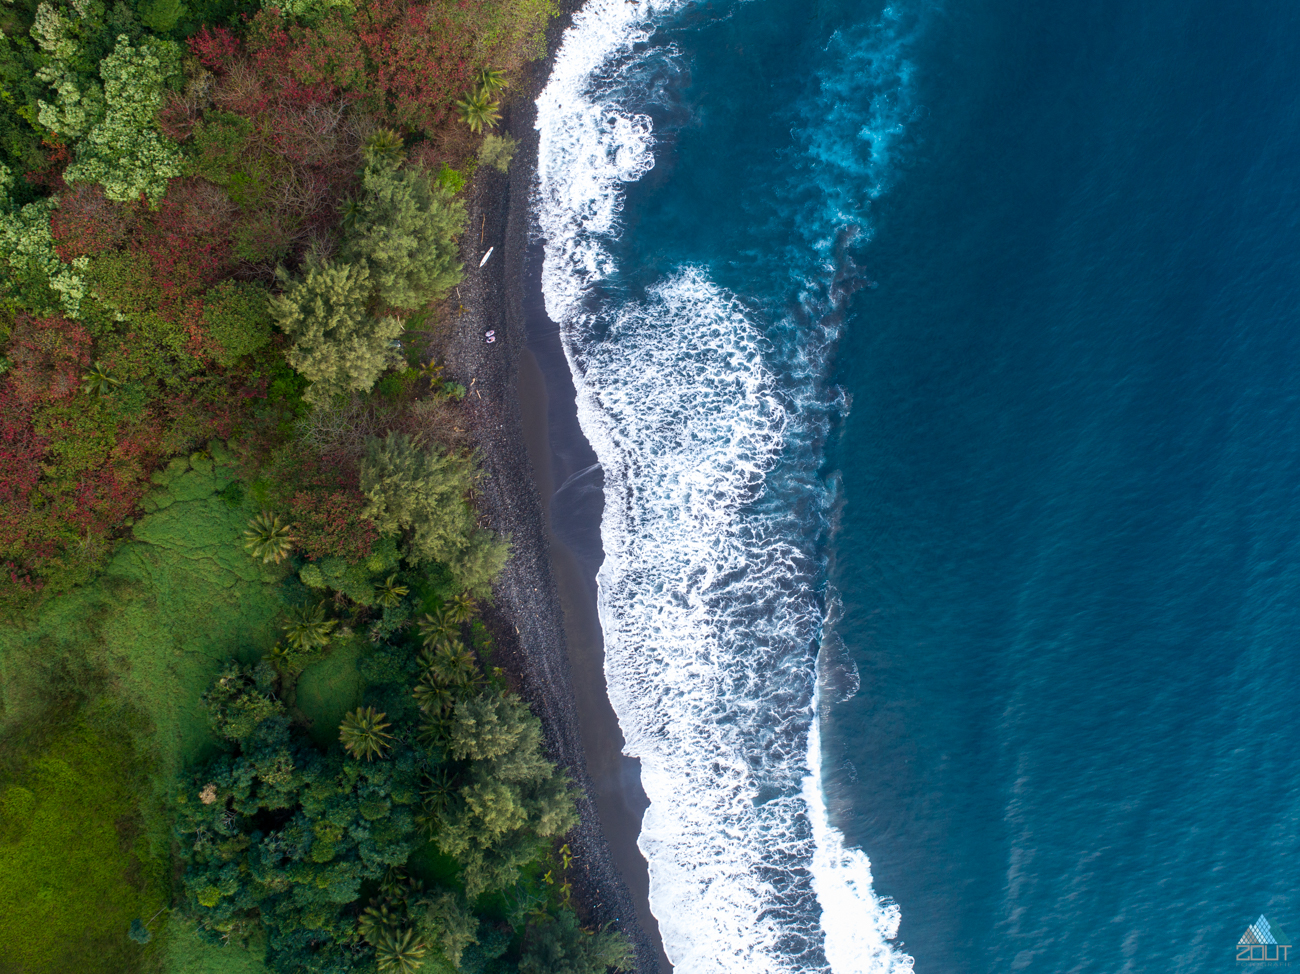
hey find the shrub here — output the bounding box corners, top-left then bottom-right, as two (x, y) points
(201, 280), (273, 367)
(478, 133), (517, 173)
(5, 314), (93, 404)
(49, 183), (133, 261)
(269, 257), (403, 404)
(289, 485), (377, 561)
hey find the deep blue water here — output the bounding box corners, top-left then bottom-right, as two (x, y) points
(823, 1), (1300, 969)
(538, 0), (1300, 968)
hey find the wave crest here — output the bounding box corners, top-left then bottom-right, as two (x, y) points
(534, 2), (916, 971)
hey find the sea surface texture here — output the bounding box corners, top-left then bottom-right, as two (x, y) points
(534, 0), (1300, 971)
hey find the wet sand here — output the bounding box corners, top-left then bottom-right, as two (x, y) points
(435, 5), (670, 971)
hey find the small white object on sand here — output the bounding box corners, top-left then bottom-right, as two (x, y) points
(479, 246), (494, 268)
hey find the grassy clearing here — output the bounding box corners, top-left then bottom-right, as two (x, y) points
(0, 446), (295, 777)
(0, 708), (167, 974)
(159, 921), (269, 974)
(295, 635), (367, 750)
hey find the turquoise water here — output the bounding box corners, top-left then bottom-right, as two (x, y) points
(536, 0), (1300, 969)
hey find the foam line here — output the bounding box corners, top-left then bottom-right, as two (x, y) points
(534, 2), (917, 970)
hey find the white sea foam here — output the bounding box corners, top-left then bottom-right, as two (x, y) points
(534, 2), (916, 971)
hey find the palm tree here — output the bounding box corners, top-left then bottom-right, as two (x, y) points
(444, 649), (479, 686)
(379, 867), (414, 899)
(365, 127), (405, 161)
(447, 592), (477, 624)
(340, 195), (362, 232)
(358, 899), (401, 946)
(81, 361), (121, 396)
(377, 574), (409, 608)
(416, 771), (454, 836)
(282, 602), (336, 652)
(264, 641), (293, 669)
(413, 677), (453, 717)
(422, 644), (476, 686)
(415, 715), (448, 753)
(455, 90), (501, 133)
(475, 66), (508, 96)
(417, 609), (458, 646)
(339, 707), (393, 761)
(416, 641), (454, 675)
(375, 927), (426, 974)
(243, 512), (294, 564)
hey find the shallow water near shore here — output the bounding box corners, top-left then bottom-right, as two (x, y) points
(534, 0), (1300, 969)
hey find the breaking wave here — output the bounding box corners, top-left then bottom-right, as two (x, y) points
(534, 0), (922, 970)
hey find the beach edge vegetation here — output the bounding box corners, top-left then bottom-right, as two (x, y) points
(0, 0), (633, 970)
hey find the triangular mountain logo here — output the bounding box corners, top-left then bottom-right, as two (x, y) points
(1238, 915), (1293, 963)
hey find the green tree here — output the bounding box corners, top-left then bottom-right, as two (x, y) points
(342, 158), (466, 309)
(416, 891), (479, 969)
(203, 662), (284, 742)
(269, 257), (404, 405)
(63, 36), (185, 203)
(435, 692), (578, 897)
(340, 706), (393, 761)
(360, 433), (509, 595)
(202, 281), (274, 368)
(137, 0), (187, 32)
(519, 910), (635, 974)
(0, 183), (90, 317)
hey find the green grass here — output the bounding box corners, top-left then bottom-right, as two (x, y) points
(295, 635), (366, 750)
(0, 710), (167, 974)
(159, 921), (269, 974)
(0, 447), (295, 780)
(0, 446), (382, 973)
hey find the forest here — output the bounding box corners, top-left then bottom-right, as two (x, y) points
(0, 0), (629, 970)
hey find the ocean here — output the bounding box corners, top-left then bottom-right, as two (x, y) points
(533, 0), (1300, 971)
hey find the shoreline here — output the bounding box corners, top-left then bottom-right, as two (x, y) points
(439, 5), (668, 972)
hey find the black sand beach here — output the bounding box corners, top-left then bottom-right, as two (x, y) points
(435, 8), (671, 972)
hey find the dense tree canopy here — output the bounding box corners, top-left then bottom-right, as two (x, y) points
(343, 155), (465, 310)
(360, 432), (510, 595)
(270, 258), (404, 405)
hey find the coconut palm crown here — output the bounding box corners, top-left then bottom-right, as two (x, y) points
(475, 66), (508, 95)
(455, 90), (500, 133)
(282, 602), (337, 652)
(375, 926), (426, 974)
(447, 592), (477, 624)
(417, 609), (458, 646)
(340, 706), (394, 761)
(82, 361), (121, 396)
(377, 574), (410, 608)
(243, 511), (294, 564)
